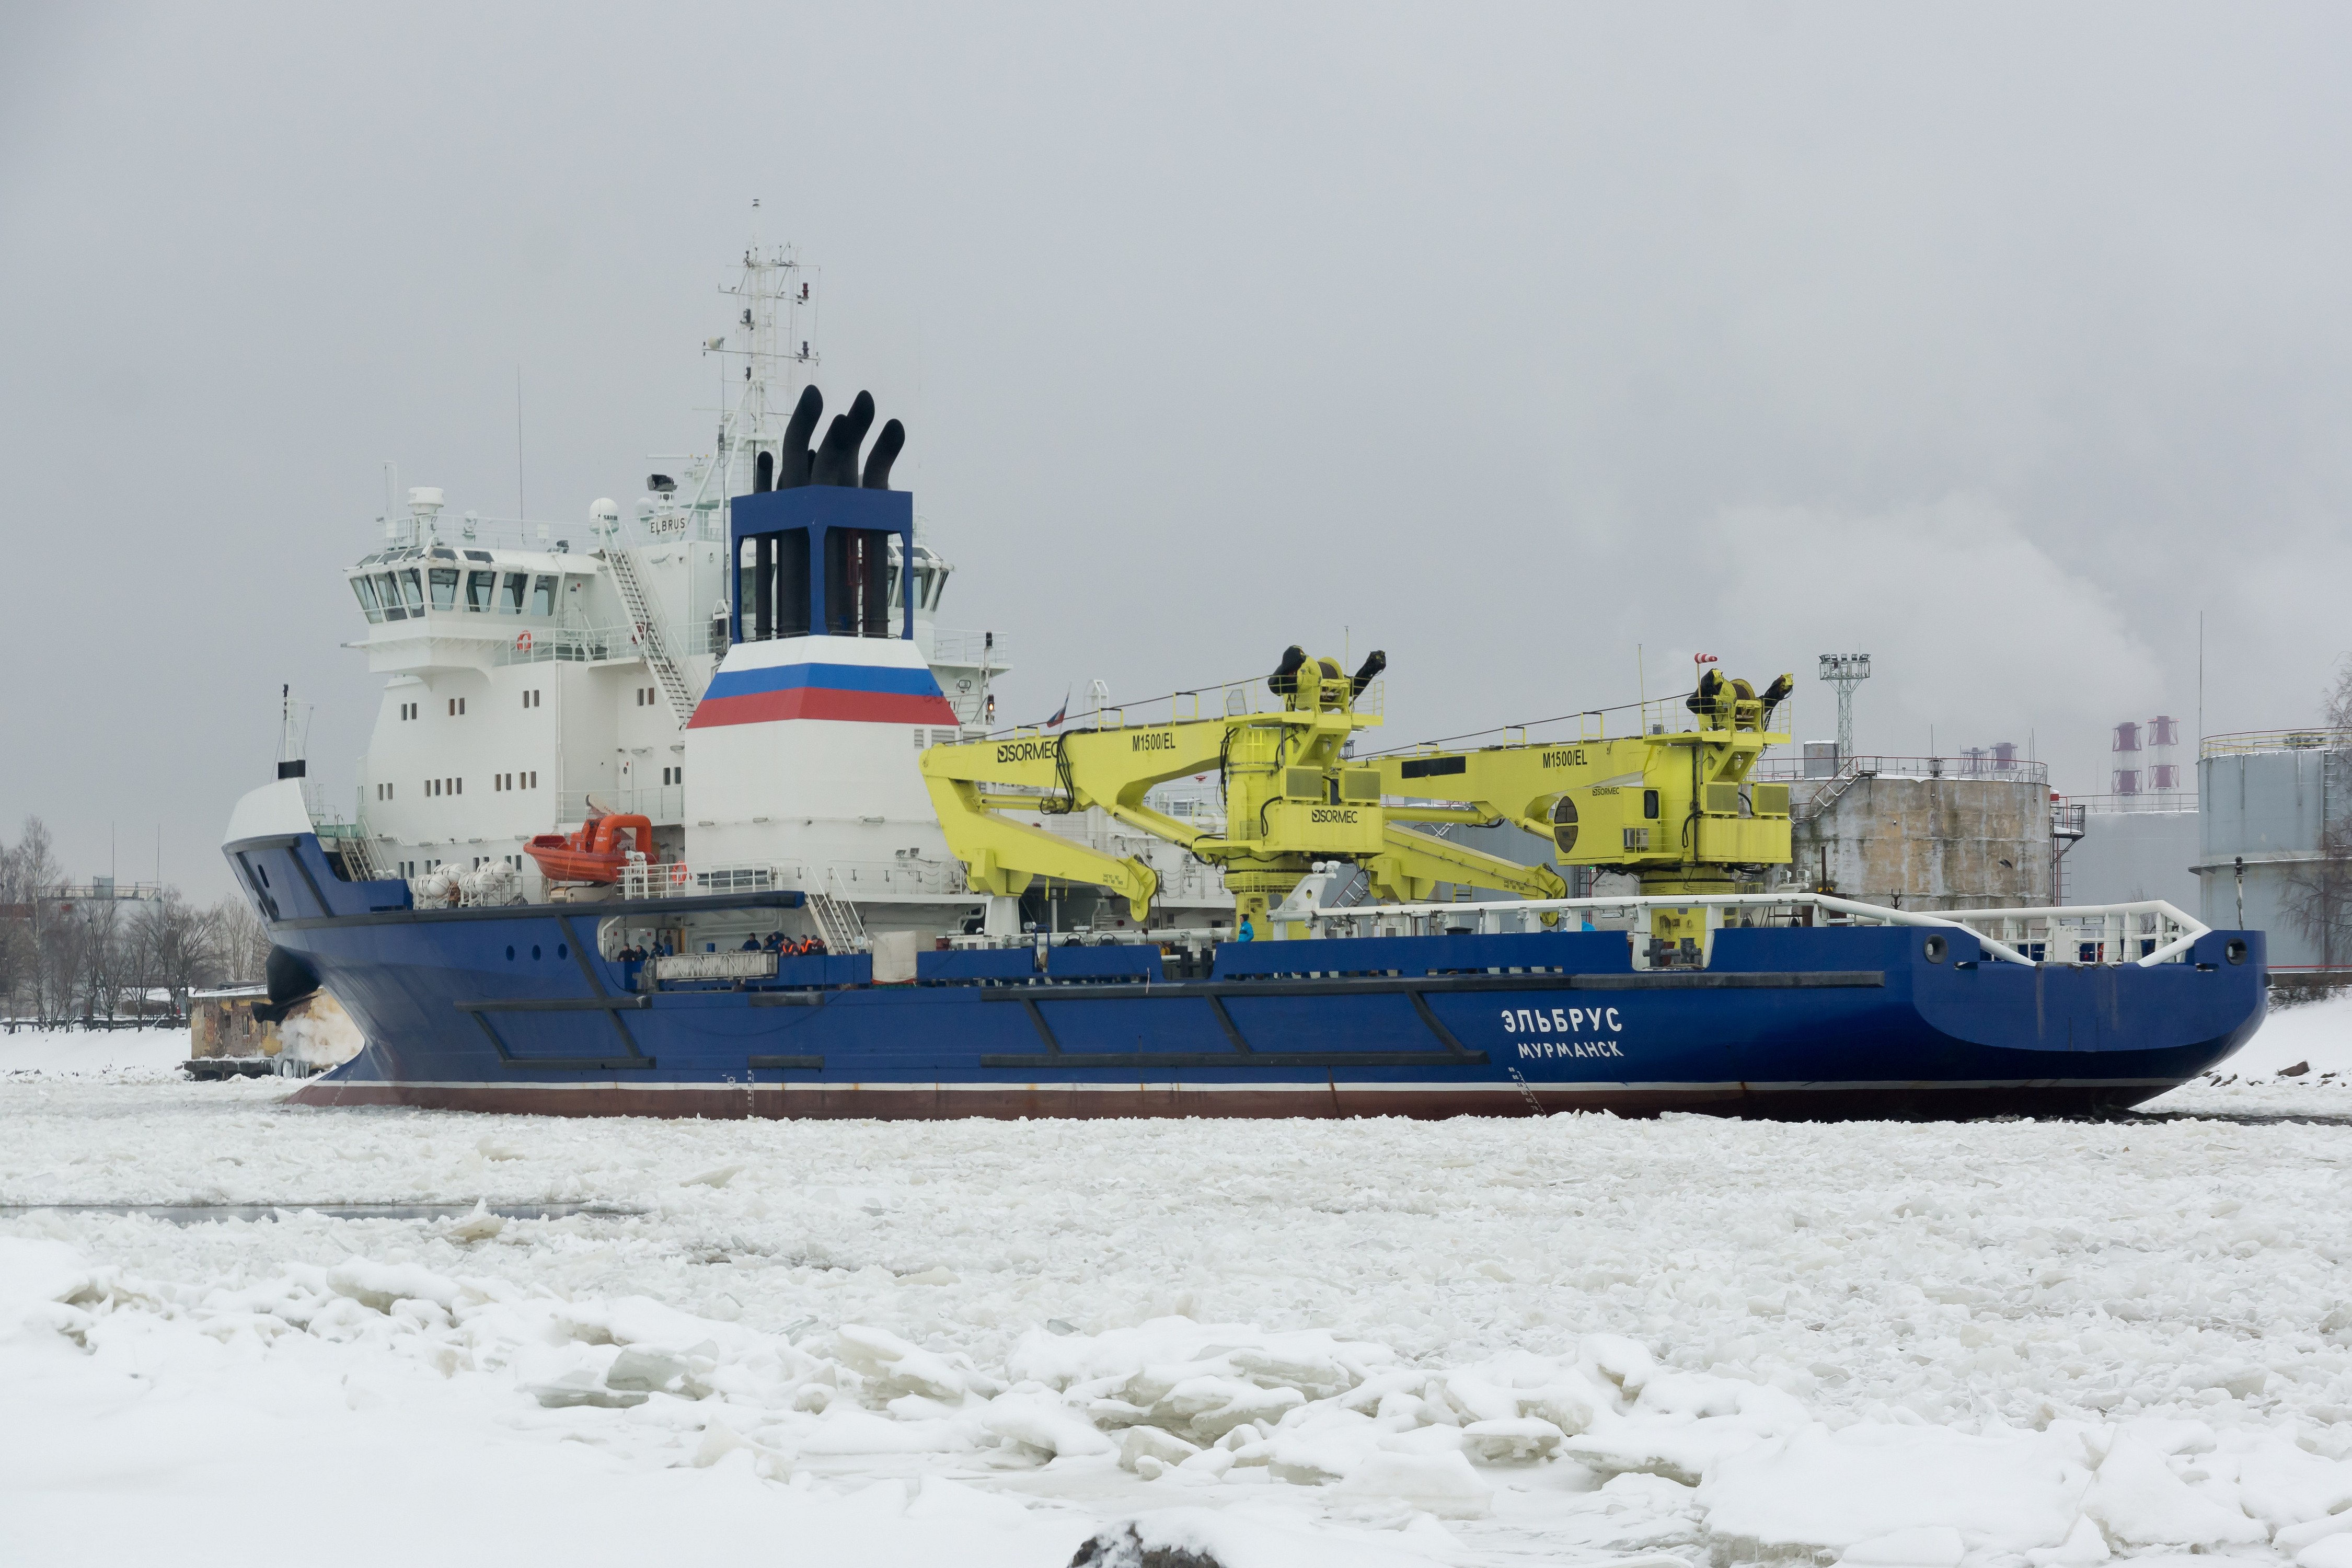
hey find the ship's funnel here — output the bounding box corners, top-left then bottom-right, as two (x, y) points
(779, 384), (823, 489)
(1350, 650), (1387, 698)
(863, 418), (905, 489)
(813, 389), (876, 487)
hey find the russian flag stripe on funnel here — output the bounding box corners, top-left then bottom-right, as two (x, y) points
(689, 661), (959, 729)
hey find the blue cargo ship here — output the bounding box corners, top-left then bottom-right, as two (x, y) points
(234, 245), (2267, 1118)
(224, 778), (2265, 1119)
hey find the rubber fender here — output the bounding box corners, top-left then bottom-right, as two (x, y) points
(862, 419), (905, 489)
(779, 384), (823, 488)
(264, 944), (320, 1008)
(812, 390), (876, 486)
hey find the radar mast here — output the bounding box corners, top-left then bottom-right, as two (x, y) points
(699, 208), (820, 510)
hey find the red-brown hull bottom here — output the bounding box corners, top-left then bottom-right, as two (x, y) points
(284, 1078), (2159, 1121)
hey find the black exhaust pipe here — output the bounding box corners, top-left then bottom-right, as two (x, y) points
(1350, 650), (1387, 698)
(862, 418), (905, 489)
(813, 390), (876, 487)
(779, 384), (823, 489)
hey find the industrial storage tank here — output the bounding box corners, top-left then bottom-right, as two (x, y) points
(2061, 795), (2199, 909)
(1767, 754), (2055, 912)
(2196, 731), (2352, 973)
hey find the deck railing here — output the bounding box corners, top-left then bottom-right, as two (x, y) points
(2201, 729), (2352, 759)
(1751, 755), (2050, 786)
(557, 787), (685, 826)
(1298, 892), (2210, 969)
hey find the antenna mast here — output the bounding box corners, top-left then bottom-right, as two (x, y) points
(701, 209), (820, 506)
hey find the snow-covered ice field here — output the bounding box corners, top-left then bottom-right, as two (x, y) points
(7, 1002), (2352, 1568)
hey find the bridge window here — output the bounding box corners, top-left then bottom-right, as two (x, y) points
(396, 570), (424, 617)
(429, 568), (459, 612)
(352, 576), (384, 622)
(501, 573), (527, 614)
(531, 575), (556, 617)
(466, 571), (497, 611)
(372, 573), (405, 620)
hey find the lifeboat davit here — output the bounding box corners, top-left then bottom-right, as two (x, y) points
(525, 814), (657, 884)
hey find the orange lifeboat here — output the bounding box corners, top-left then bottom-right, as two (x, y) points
(525, 814), (657, 884)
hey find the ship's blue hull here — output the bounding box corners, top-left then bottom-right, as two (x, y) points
(232, 832), (2269, 1120)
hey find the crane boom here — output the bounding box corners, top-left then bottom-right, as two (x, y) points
(918, 649), (1794, 939)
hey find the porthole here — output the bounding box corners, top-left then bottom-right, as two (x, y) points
(557, 943), (568, 960)
(1923, 935), (1947, 963)
(2226, 939), (2247, 965)
(532, 944), (542, 960)
(505, 946), (515, 961)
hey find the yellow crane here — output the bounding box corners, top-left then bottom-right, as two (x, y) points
(917, 647), (1794, 943)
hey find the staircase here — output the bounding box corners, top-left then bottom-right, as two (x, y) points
(1792, 760), (1877, 823)
(806, 870), (871, 953)
(332, 829), (388, 884)
(604, 546), (699, 726)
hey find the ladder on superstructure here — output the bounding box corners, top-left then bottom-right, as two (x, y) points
(337, 832), (389, 884)
(604, 547), (699, 726)
(806, 870), (871, 954)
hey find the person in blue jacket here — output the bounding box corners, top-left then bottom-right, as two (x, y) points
(1237, 915), (1255, 943)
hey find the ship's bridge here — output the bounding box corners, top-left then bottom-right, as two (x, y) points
(344, 532), (615, 675)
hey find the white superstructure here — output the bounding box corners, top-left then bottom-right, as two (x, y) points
(326, 242), (1227, 939)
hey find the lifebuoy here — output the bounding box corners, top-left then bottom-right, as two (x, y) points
(668, 862), (691, 888)
(515, 631), (534, 653)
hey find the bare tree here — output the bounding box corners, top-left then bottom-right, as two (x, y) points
(2285, 674), (2352, 971)
(211, 893), (271, 985)
(1, 818), (75, 1020)
(130, 891), (224, 1018)
(2284, 819), (2352, 971)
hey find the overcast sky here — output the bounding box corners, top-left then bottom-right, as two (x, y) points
(5, 4), (2350, 897)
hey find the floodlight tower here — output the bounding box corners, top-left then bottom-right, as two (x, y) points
(1818, 654), (1872, 762)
